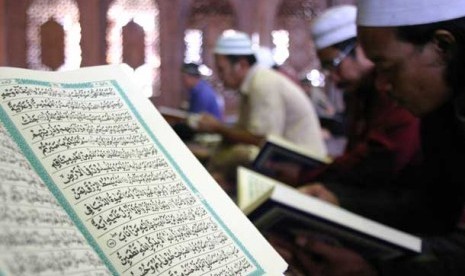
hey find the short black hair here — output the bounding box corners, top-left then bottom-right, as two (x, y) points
(181, 63), (201, 76)
(224, 54), (257, 66)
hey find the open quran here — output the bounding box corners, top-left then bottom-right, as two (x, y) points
(0, 65), (287, 276)
(237, 167), (422, 261)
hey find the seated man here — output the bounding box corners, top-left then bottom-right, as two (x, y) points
(302, 5), (421, 186)
(288, 1), (465, 275)
(172, 63), (223, 141)
(196, 31), (327, 194)
(181, 62), (223, 120)
(262, 7), (421, 193)
(299, 5), (424, 232)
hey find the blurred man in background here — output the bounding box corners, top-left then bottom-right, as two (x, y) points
(181, 62), (223, 120)
(299, 5), (422, 232)
(196, 30), (327, 194)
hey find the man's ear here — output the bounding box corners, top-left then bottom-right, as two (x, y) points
(432, 30), (456, 60)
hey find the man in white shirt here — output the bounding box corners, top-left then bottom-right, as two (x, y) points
(196, 31), (327, 193)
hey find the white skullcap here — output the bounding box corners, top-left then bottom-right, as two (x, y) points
(214, 30), (255, 55)
(357, 0), (465, 27)
(311, 5), (357, 50)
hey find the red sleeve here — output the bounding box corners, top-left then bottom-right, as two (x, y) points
(300, 97), (421, 184)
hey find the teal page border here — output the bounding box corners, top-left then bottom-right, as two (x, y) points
(0, 78), (265, 276)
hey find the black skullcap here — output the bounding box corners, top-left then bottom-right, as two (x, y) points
(181, 63), (201, 76)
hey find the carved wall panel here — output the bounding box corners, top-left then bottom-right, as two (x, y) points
(27, 0), (81, 71)
(122, 20), (145, 69)
(40, 19), (64, 70)
(1, 0), (344, 107)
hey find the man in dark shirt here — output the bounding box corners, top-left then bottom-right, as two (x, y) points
(289, 1), (465, 275)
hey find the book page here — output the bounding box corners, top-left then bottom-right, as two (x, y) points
(237, 167), (275, 215)
(266, 135), (332, 163)
(158, 106), (189, 120)
(157, 106), (189, 126)
(0, 124), (111, 276)
(0, 65), (287, 276)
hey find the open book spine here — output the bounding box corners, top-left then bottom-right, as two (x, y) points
(0, 67), (274, 276)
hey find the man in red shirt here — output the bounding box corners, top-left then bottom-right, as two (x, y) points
(299, 6), (421, 223)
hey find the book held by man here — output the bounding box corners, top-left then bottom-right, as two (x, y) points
(237, 166), (422, 261)
(0, 65), (287, 276)
(252, 135), (331, 185)
(157, 105), (189, 124)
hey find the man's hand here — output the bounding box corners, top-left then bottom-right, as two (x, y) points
(299, 183), (340, 205)
(263, 160), (302, 186)
(195, 113), (222, 133)
(294, 235), (378, 276)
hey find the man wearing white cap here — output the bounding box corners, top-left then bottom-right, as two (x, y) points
(299, 5), (421, 226)
(288, 1), (465, 275)
(195, 30), (327, 192)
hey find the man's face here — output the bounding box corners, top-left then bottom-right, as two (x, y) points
(181, 73), (194, 89)
(358, 27), (451, 116)
(214, 55), (243, 90)
(317, 45), (373, 94)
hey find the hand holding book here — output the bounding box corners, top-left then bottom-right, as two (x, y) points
(252, 135), (331, 186)
(293, 235), (379, 276)
(265, 229), (378, 276)
(298, 183), (340, 205)
(237, 167), (422, 263)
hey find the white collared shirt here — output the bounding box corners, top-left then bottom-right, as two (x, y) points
(236, 64), (328, 158)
